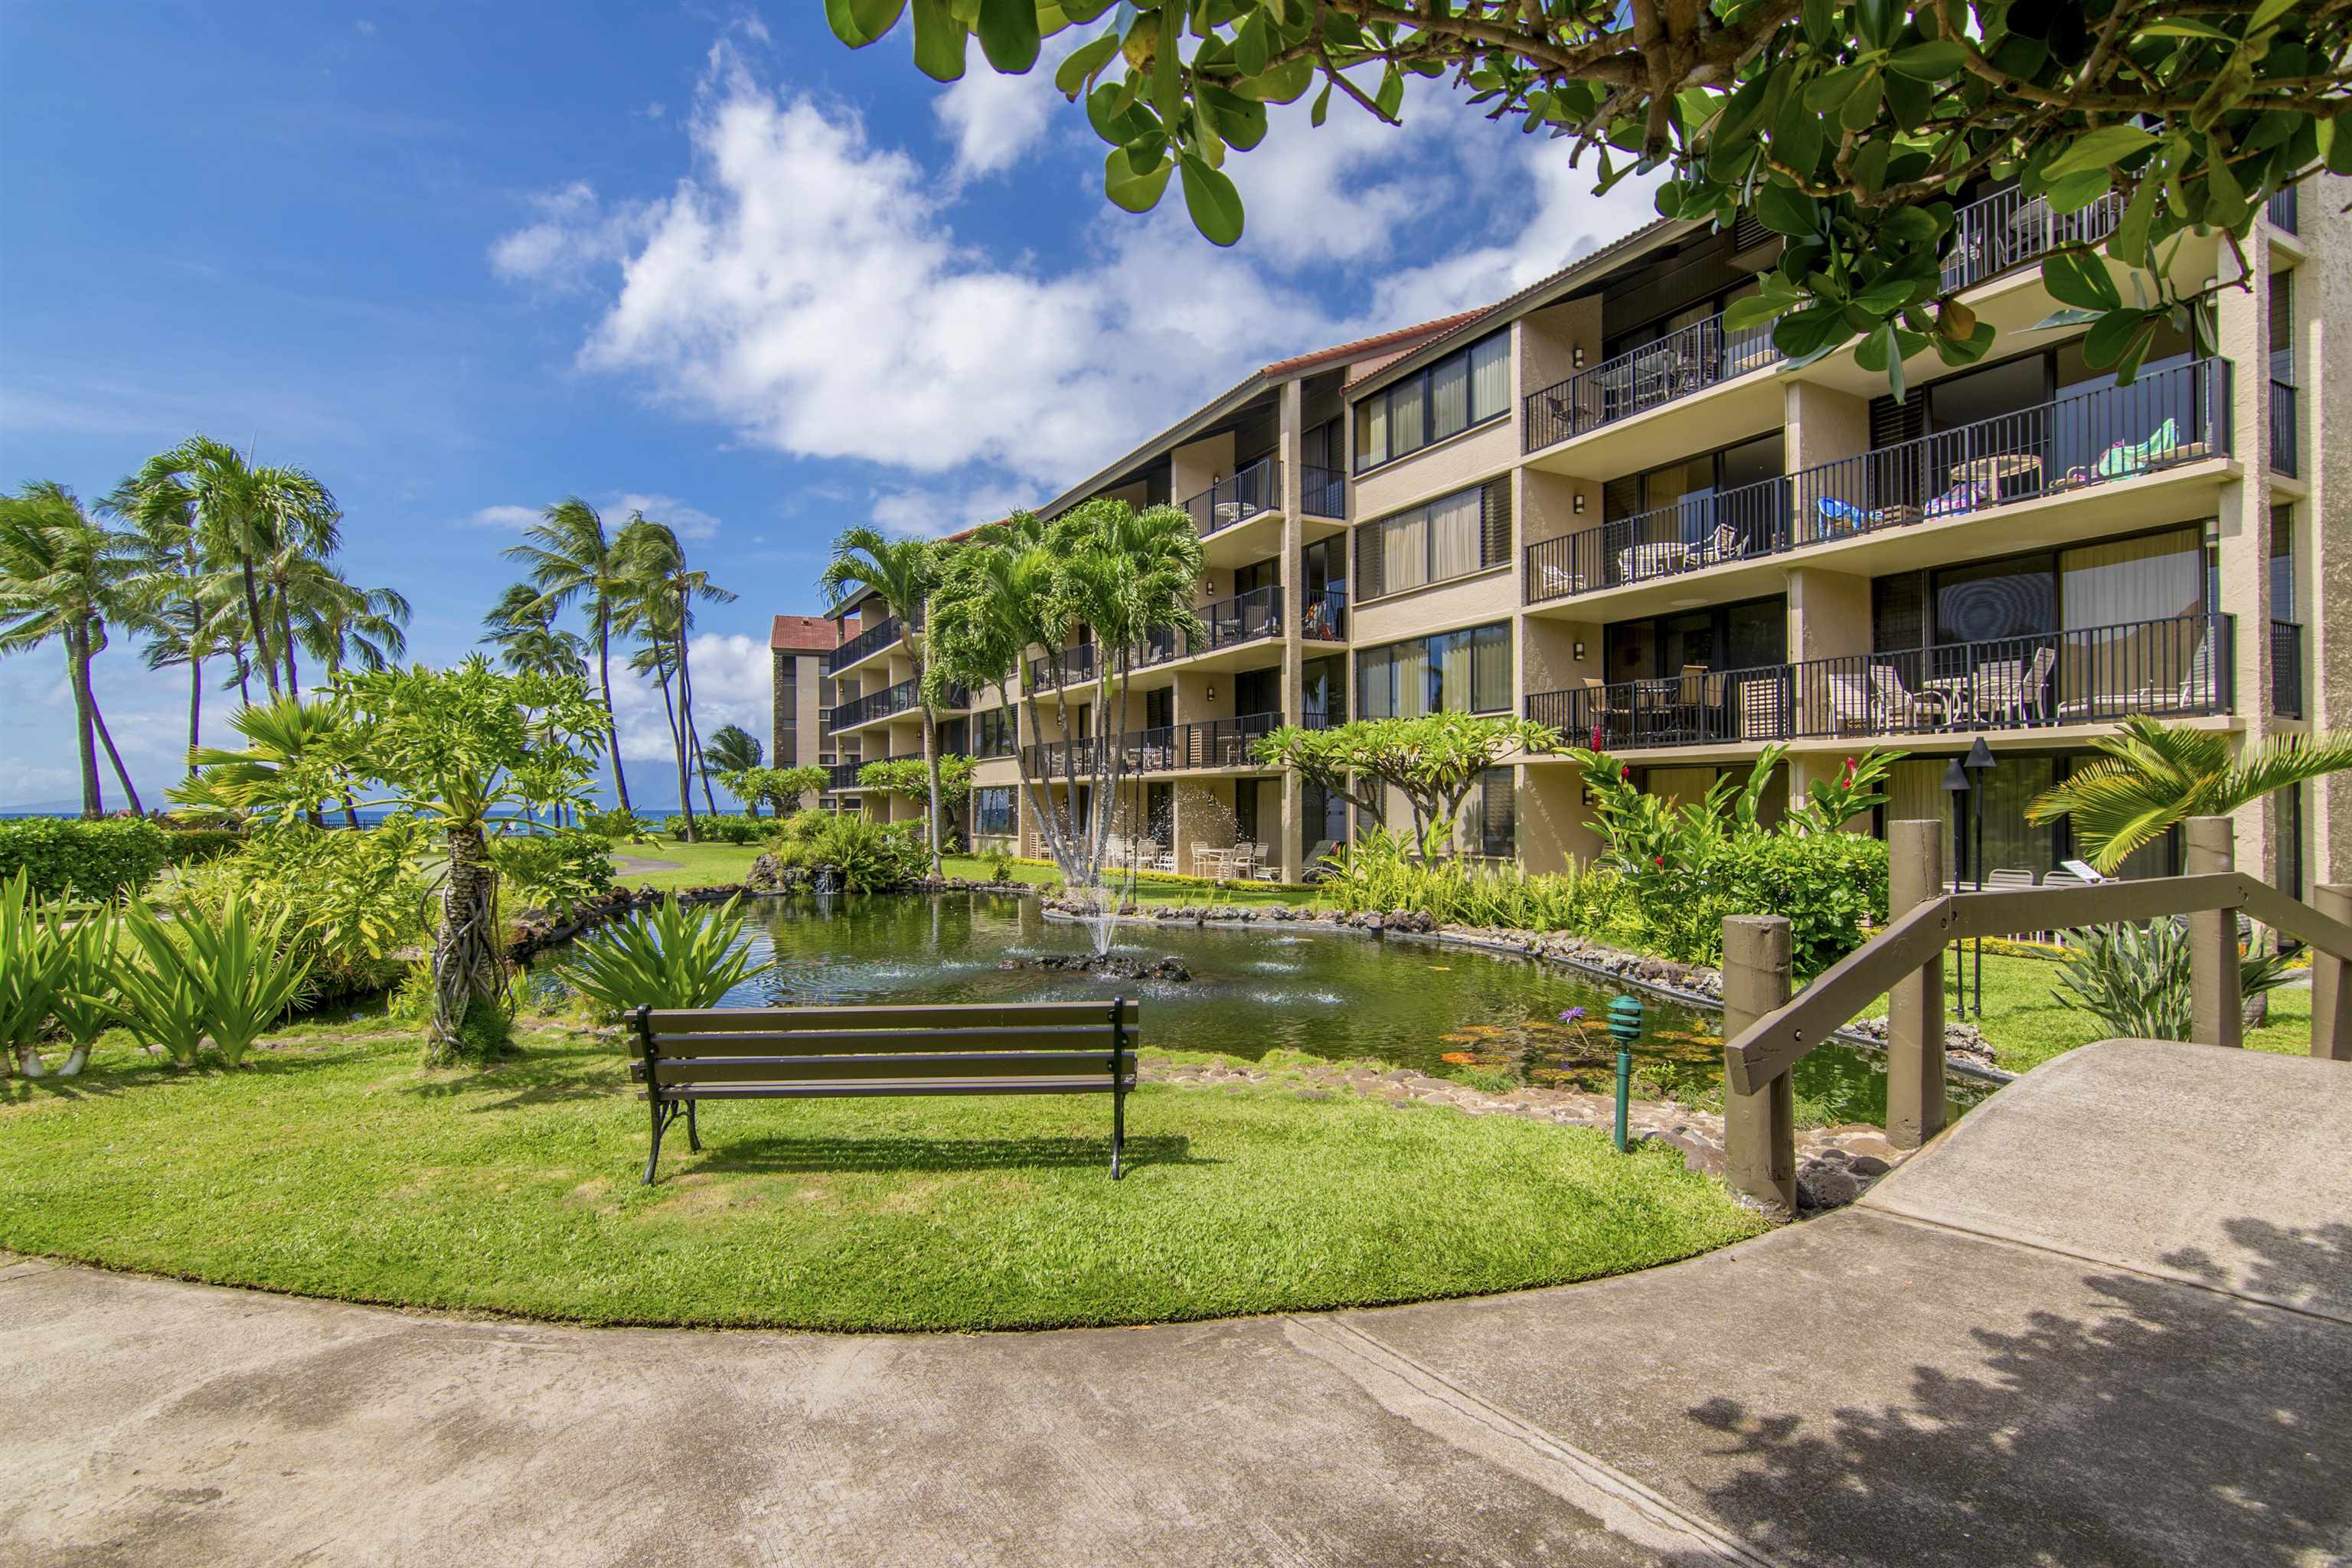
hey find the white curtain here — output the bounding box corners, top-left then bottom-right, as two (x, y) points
(1357, 397), (1387, 468)
(1383, 508), (1428, 593)
(1472, 623), (1511, 712)
(1435, 631), (1474, 714)
(1391, 378), (1426, 456)
(1430, 355), (1469, 441)
(1429, 490), (1480, 581)
(1393, 640), (1431, 717)
(1469, 335), (1510, 422)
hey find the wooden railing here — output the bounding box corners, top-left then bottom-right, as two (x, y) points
(1715, 817), (2352, 1214)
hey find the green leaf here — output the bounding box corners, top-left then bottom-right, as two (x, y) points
(2109, 172), (2159, 268)
(2203, 149), (2251, 227)
(2251, 0), (2297, 26)
(1854, 275), (1918, 312)
(1200, 85), (1268, 150)
(1374, 66), (1403, 119)
(1929, 320), (1995, 366)
(2046, 125), (2157, 178)
(1772, 304), (1851, 360)
(1802, 0), (1835, 49)
(1103, 145), (1171, 213)
(1233, 55), (1313, 103)
(1713, 67), (1782, 152)
(1886, 41), (1965, 80)
(1310, 82), (1331, 127)
(2082, 305), (2153, 370)
(2045, 167), (2116, 214)
(1054, 28), (1121, 96)
(1754, 182), (1819, 237)
(1177, 152), (1244, 244)
(2112, 317), (2161, 385)
(975, 0), (1040, 71)
(2031, 307), (2105, 332)
(1854, 322), (1892, 371)
(1769, 93), (1823, 176)
(1803, 66), (1864, 114)
(1233, 10), (1269, 76)
(2042, 249), (2122, 312)
(1722, 292), (1794, 332)
(1851, 139), (1890, 194)
(825, 0), (906, 47)
(1857, 0), (1898, 50)
(1838, 68), (1883, 132)
(2135, 19), (2232, 41)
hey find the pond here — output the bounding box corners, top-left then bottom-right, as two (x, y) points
(544, 892), (1996, 1129)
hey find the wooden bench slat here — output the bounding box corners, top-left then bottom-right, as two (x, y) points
(645, 1000), (1137, 1034)
(647, 1076), (1132, 1101)
(643, 1024), (1118, 1057)
(653, 1051), (1122, 1084)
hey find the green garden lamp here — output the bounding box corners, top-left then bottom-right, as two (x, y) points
(1606, 995), (1644, 1152)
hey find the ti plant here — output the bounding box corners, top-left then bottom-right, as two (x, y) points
(556, 894), (778, 1017)
(120, 893), (315, 1066)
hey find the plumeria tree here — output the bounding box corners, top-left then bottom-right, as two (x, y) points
(1255, 713), (1558, 856)
(832, 1), (2350, 394)
(858, 754), (977, 845)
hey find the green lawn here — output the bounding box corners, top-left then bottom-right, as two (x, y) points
(612, 838), (767, 890)
(0, 1026), (1763, 1331)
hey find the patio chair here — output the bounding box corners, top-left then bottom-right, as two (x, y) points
(1971, 645), (2057, 726)
(1686, 520), (1749, 570)
(1924, 478), (1994, 519)
(1222, 844), (1256, 882)
(1302, 838), (1338, 883)
(1534, 561), (1588, 598)
(2093, 417), (2183, 479)
(1252, 842), (1281, 882)
(1984, 868), (2038, 891)
(1869, 663), (1955, 730)
(1825, 671), (1883, 734)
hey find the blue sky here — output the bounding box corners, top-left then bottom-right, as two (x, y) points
(0, 4), (1658, 809)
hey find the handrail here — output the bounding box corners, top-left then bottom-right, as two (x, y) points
(822, 615), (903, 676)
(1725, 871), (2352, 1095)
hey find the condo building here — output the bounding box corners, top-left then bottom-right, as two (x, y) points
(768, 614), (836, 809)
(816, 176), (2345, 892)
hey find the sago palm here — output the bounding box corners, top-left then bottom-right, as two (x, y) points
(2025, 714), (2352, 873)
(503, 497), (635, 810)
(171, 695), (363, 827)
(0, 480), (147, 815)
(818, 528), (949, 876)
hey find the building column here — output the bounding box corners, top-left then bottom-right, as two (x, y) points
(2295, 175), (2348, 885)
(1279, 378), (1308, 882)
(2212, 226), (2279, 887)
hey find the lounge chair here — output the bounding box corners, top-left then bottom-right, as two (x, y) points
(1302, 838), (1338, 884)
(1869, 664), (1954, 730)
(1534, 561), (1588, 598)
(1686, 520), (1749, 570)
(2094, 417), (2183, 479)
(1824, 671), (1883, 734)
(1924, 479), (1994, 518)
(1971, 645), (2058, 726)
(1615, 540), (1688, 582)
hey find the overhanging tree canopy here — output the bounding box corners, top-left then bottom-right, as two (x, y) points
(830, 0), (2350, 390)
(1254, 713), (1558, 854)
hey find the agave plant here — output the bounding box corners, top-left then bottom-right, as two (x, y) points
(556, 894), (776, 1016)
(114, 903), (210, 1066)
(34, 904), (123, 1077)
(121, 893), (314, 1065)
(0, 871), (71, 1075)
(2052, 918), (2301, 1041)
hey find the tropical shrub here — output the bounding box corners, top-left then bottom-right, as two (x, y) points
(1257, 714), (1559, 853)
(158, 826), (247, 866)
(490, 828), (614, 916)
(771, 812), (927, 893)
(665, 812), (763, 844)
(2052, 918), (2300, 1041)
(120, 893), (315, 1065)
(1, 871), (72, 1075)
(1633, 832), (1890, 975)
(0, 816), (171, 900)
(1315, 829), (1634, 936)
(556, 894), (776, 1017)
(581, 805), (659, 844)
(177, 820), (428, 999)
(38, 906), (122, 1077)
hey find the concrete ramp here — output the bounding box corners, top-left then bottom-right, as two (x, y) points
(1862, 1037), (2352, 1321)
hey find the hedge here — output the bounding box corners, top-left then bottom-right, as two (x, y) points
(0, 817), (172, 900)
(159, 827), (247, 866)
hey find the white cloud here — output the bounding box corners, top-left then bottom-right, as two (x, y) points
(462, 504), (542, 530)
(639, 101), (667, 121)
(611, 492), (722, 541)
(604, 631), (770, 767)
(354, 18), (376, 36)
(867, 479), (1033, 538)
(933, 41), (1073, 179)
(492, 41), (1661, 495)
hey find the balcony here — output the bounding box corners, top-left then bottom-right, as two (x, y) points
(2270, 378), (2298, 477)
(1523, 309), (1779, 451)
(1301, 464), (1346, 519)
(822, 615), (903, 676)
(831, 677), (968, 731)
(1021, 711), (1286, 779)
(1524, 615), (2234, 751)
(2268, 184), (2299, 234)
(825, 760), (864, 792)
(1524, 360), (2233, 606)
(1302, 586), (1346, 642)
(2272, 620), (2305, 719)
(1182, 456), (1279, 536)
(1941, 185), (2124, 295)
(1028, 642), (1096, 691)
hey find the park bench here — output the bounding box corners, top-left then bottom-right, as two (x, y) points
(627, 998), (1141, 1184)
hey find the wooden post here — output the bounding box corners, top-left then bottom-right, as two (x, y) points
(1886, 820), (1946, 1148)
(1722, 914), (1795, 1216)
(2187, 816), (2243, 1047)
(2313, 884), (2352, 1062)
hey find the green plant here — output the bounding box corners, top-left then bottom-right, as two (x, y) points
(770, 812), (926, 893)
(1256, 714), (1560, 854)
(176, 819), (427, 999)
(501, 498), (639, 813)
(580, 805), (658, 844)
(2052, 918), (2301, 1041)
(2026, 716), (2352, 873)
(158, 825), (245, 865)
(38, 905), (123, 1077)
(0, 817), (172, 901)
(0, 871), (73, 1075)
(555, 894), (776, 1016)
(0, 479), (147, 815)
(490, 828), (616, 916)
(126, 893), (315, 1065)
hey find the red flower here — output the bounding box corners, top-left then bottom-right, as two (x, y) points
(1655, 854), (1666, 867)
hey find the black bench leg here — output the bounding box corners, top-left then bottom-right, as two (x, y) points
(643, 1100), (673, 1186)
(686, 1098), (701, 1152)
(1111, 1080), (1125, 1181)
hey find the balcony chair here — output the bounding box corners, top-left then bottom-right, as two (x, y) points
(1969, 645), (2059, 726)
(1684, 519), (1749, 570)
(1867, 663), (1956, 730)
(1824, 671), (1886, 734)
(2093, 417), (2190, 479)
(1220, 844), (1256, 882)
(1252, 843), (1281, 882)
(1615, 540), (1688, 582)
(1984, 868), (2039, 891)
(1534, 560), (1589, 598)
(1923, 477), (1996, 519)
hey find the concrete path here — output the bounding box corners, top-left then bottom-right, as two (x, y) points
(5, 1040), (2347, 1566)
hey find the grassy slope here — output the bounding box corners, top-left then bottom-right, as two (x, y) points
(0, 1027), (1763, 1331)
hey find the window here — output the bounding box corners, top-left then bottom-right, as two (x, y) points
(1473, 767), (1514, 858)
(2271, 506), (2296, 621)
(974, 786), (1016, 837)
(775, 653), (798, 766)
(1303, 655), (1344, 724)
(1355, 478), (1510, 598)
(1357, 622), (1511, 719)
(973, 707), (1016, 760)
(1354, 332), (1511, 469)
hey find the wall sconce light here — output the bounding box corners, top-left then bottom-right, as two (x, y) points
(1573, 494), (1586, 514)
(1572, 346), (1586, 369)
(1573, 641), (1587, 662)
(1206, 684), (1217, 702)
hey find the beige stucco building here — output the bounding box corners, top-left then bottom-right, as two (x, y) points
(810, 178), (2347, 892)
(767, 614), (835, 811)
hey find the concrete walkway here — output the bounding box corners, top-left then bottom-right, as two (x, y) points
(5, 1040), (2347, 1566)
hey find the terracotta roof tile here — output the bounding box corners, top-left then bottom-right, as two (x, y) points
(1259, 309), (1491, 377)
(769, 613), (834, 650)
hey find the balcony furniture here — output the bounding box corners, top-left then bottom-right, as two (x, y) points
(1686, 520), (1749, 570)
(1740, 681), (1786, 740)
(1924, 477), (1997, 519)
(1616, 540), (1690, 581)
(1970, 645), (2059, 724)
(2095, 416), (2192, 479)
(1302, 599), (1338, 639)
(1302, 839), (1338, 883)
(628, 998), (1142, 1184)
(1251, 843), (1281, 883)
(1152, 848), (1177, 874)
(1222, 845), (1256, 882)
(1953, 452), (2043, 495)
(1824, 672), (1884, 734)
(1869, 665), (1956, 730)
(1535, 561), (1589, 598)
(2056, 626), (2216, 722)
(1192, 846), (1231, 880)
(1814, 497), (1920, 538)
(1985, 869), (2040, 891)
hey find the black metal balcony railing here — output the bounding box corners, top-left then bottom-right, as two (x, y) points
(1022, 711), (1286, 779)
(1189, 583), (1282, 655)
(2268, 184), (2300, 234)
(1302, 586), (1347, 642)
(1941, 185), (2125, 295)
(1027, 587), (1289, 690)
(2270, 379), (2298, 477)
(1300, 464), (1347, 519)
(832, 752), (926, 791)
(2272, 620), (2305, 719)
(1525, 616), (2234, 753)
(822, 615), (903, 676)
(831, 677), (969, 730)
(1524, 309), (1779, 451)
(1183, 456), (1279, 535)
(1028, 642), (1096, 691)
(825, 760), (864, 792)
(1523, 361), (2233, 606)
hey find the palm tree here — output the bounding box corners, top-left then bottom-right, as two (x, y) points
(2026, 714), (2352, 873)
(105, 468), (213, 780)
(619, 515), (736, 838)
(0, 482), (146, 816)
(626, 633), (687, 822)
(503, 498), (635, 811)
(130, 436), (333, 703)
(818, 528), (948, 877)
(927, 514), (1063, 871)
(280, 556), (410, 696)
(482, 583), (588, 680)
(701, 724), (762, 812)
(168, 695), (360, 827)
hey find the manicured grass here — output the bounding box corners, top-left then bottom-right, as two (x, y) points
(0, 1026), (1764, 1331)
(612, 838), (767, 890)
